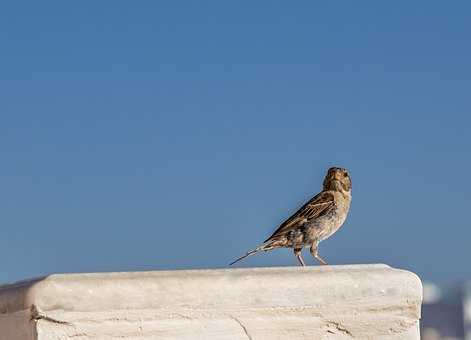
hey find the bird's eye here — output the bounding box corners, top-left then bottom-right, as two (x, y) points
(343, 173), (348, 177)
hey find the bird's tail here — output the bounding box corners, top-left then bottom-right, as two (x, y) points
(229, 243), (274, 266)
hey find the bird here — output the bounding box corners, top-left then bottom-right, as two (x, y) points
(229, 167), (352, 266)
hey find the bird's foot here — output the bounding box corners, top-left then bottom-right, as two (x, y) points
(294, 249), (306, 266)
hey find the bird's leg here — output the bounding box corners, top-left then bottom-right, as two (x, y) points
(294, 248), (306, 266)
(310, 244), (328, 265)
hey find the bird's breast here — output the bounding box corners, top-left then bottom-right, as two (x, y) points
(306, 195), (351, 243)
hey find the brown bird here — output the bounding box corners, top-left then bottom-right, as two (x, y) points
(230, 167), (352, 266)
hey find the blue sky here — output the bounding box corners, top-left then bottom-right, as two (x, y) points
(1, 1), (470, 284)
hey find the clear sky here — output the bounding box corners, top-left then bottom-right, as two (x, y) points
(1, 1), (470, 284)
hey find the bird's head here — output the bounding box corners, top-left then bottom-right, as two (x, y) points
(323, 167), (352, 194)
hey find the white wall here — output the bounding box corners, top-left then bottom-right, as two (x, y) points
(0, 264), (422, 340)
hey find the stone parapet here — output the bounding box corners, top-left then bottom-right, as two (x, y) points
(0, 264), (422, 339)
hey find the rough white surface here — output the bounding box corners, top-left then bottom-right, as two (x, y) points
(0, 264), (422, 340)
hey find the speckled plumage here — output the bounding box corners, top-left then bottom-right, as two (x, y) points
(230, 167), (352, 266)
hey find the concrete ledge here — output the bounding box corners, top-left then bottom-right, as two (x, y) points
(0, 264), (422, 339)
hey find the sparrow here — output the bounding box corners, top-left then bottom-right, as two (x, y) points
(230, 167), (352, 266)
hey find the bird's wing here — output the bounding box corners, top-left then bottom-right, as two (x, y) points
(264, 191), (335, 242)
